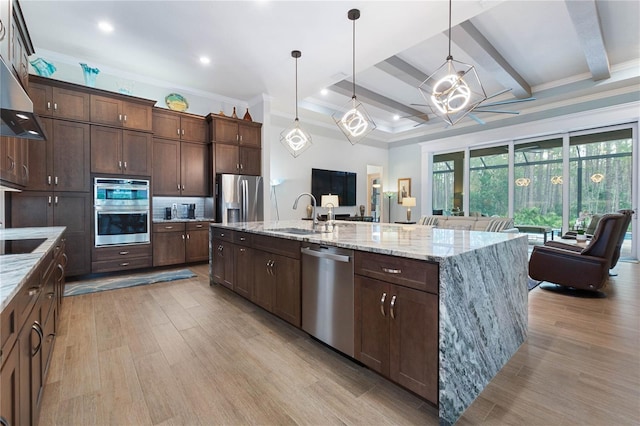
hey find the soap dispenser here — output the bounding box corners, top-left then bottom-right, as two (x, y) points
(171, 203), (178, 220)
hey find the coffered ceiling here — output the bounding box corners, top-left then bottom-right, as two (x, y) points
(21, 0), (640, 145)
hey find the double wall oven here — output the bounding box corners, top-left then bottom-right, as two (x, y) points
(94, 178), (150, 247)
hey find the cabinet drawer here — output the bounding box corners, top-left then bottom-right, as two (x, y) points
(234, 230), (252, 247)
(93, 243), (152, 261)
(211, 227), (235, 242)
(354, 251), (439, 294)
(252, 234), (300, 259)
(186, 221), (209, 231)
(91, 256), (152, 274)
(16, 260), (47, 329)
(153, 222), (186, 233)
(0, 297), (18, 366)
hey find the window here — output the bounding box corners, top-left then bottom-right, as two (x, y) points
(433, 152), (465, 215)
(469, 146), (509, 217)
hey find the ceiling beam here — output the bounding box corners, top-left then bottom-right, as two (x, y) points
(564, 0), (610, 81)
(374, 56), (427, 88)
(329, 80), (429, 123)
(450, 21), (532, 98)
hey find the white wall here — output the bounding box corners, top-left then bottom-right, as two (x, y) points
(268, 116), (389, 221)
(387, 143), (423, 222)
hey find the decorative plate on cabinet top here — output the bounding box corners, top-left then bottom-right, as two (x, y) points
(165, 93), (189, 112)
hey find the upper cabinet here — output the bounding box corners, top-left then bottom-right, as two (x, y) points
(0, 0), (34, 89)
(90, 94), (153, 131)
(153, 108), (207, 143)
(207, 114), (262, 176)
(29, 79), (90, 121)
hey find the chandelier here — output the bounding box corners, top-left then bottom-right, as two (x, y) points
(280, 50), (312, 157)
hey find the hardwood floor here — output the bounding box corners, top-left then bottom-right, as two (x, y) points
(38, 262), (639, 425)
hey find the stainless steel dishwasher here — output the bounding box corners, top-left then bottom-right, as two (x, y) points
(301, 243), (355, 357)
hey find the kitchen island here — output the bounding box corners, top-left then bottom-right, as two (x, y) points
(209, 220), (529, 425)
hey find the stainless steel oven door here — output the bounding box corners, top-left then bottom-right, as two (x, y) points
(95, 208), (150, 246)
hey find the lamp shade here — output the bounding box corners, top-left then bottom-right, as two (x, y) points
(402, 197), (416, 207)
(321, 194), (339, 208)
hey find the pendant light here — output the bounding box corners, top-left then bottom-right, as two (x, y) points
(280, 50), (312, 157)
(332, 9), (376, 144)
(418, 0), (487, 125)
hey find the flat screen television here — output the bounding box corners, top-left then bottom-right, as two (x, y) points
(311, 168), (356, 206)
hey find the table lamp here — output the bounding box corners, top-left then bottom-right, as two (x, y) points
(321, 194), (339, 222)
(402, 197), (416, 222)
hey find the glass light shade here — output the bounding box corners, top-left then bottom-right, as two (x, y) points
(321, 194), (339, 208)
(590, 173), (604, 183)
(280, 119), (312, 158)
(332, 97), (376, 145)
(418, 58), (487, 126)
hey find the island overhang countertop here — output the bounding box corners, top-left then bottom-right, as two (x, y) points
(210, 220), (530, 426)
(209, 219), (526, 261)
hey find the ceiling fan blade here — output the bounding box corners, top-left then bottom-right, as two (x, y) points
(410, 103), (430, 107)
(481, 97), (536, 107)
(484, 88), (512, 100)
(468, 113), (486, 125)
(473, 109), (520, 115)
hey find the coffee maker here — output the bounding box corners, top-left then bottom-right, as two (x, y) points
(182, 203), (196, 219)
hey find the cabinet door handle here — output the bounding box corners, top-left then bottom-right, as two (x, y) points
(220, 233), (224, 237)
(46, 101), (51, 110)
(390, 295), (397, 320)
(239, 248), (246, 252)
(56, 263), (65, 281)
(22, 164), (29, 180)
(48, 195), (52, 205)
(240, 135), (243, 142)
(7, 155), (14, 171)
(380, 292), (387, 317)
(382, 267), (402, 274)
(27, 286), (40, 297)
(54, 196), (59, 205)
(119, 114), (123, 122)
(236, 163), (240, 170)
(54, 176), (58, 185)
(123, 161), (127, 170)
(47, 292), (55, 300)
(123, 114), (127, 122)
(47, 175), (52, 185)
(119, 160), (122, 169)
(62, 253), (68, 267)
(182, 184), (185, 191)
(119, 251), (129, 255)
(186, 234), (190, 239)
(181, 129), (185, 136)
(240, 164), (244, 170)
(236, 134), (239, 142)
(120, 262), (130, 266)
(196, 224), (204, 228)
(53, 103), (58, 111)
(31, 321), (43, 356)
(182, 234), (185, 240)
(266, 260), (272, 275)
(177, 128), (181, 136)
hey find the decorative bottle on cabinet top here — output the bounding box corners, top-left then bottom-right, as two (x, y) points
(231, 107), (238, 119)
(243, 108), (253, 121)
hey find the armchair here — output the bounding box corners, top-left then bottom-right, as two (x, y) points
(528, 213), (625, 292)
(610, 209), (633, 271)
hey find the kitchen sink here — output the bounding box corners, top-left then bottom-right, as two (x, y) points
(268, 227), (324, 236)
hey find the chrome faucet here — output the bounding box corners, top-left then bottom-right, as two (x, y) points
(293, 193), (318, 230)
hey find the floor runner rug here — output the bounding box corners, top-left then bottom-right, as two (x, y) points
(528, 277), (542, 291)
(64, 268), (196, 297)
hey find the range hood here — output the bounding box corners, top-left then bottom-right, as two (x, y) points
(0, 57), (46, 140)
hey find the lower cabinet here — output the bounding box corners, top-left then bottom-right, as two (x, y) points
(153, 221), (210, 267)
(1, 237), (65, 426)
(92, 243), (152, 273)
(211, 238), (234, 290)
(233, 245), (253, 300)
(354, 253), (439, 404)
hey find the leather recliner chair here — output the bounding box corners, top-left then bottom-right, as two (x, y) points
(610, 209), (633, 271)
(528, 213), (625, 291)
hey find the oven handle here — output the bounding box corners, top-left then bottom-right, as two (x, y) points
(95, 209), (149, 215)
(95, 205), (149, 212)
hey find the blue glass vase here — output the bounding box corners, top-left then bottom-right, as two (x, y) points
(80, 63), (100, 87)
(30, 57), (56, 77)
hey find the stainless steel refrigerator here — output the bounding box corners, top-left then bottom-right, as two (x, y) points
(215, 174), (264, 224)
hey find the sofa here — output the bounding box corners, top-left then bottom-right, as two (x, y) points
(417, 215), (518, 233)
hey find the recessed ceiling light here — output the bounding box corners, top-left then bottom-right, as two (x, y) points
(320, 88), (328, 96)
(393, 114), (400, 120)
(98, 21), (114, 33)
(199, 56), (210, 65)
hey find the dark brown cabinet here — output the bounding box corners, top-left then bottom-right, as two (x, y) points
(153, 221), (210, 267)
(233, 245), (253, 300)
(208, 114), (262, 176)
(1, 234), (65, 426)
(10, 192), (91, 276)
(354, 253), (439, 404)
(91, 243), (152, 274)
(152, 138), (209, 196)
(24, 118), (90, 192)
(90, 94), (153, 131)
(211, 239), (234, 290)
(0, 136), (28, 187)
(153, 109), (207, 143)
(91, 125), (152, 176)
(28, 79), (90, 122)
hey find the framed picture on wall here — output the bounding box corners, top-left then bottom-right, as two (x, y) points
(397, 178), (411, 204)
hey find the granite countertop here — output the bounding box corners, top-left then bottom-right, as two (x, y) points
(153, 217), (214, 223)
(211, 220), (526, 262)
(0, 227), (66, 311)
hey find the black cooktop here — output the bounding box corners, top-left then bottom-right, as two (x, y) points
(0, 238), (46, 255)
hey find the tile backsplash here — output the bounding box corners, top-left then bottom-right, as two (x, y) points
(152, 197), (209, 219)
